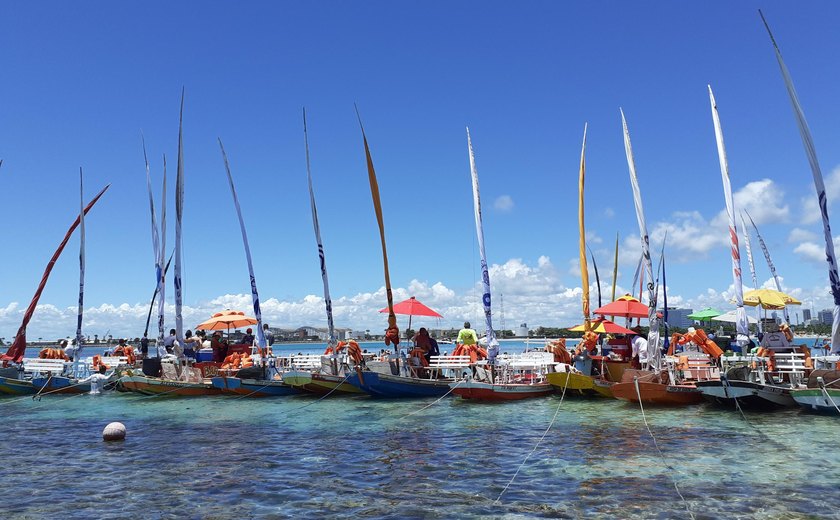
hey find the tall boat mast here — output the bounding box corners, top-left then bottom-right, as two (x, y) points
(761, 11), (840, 351)
(466, 128), (498, 360)
(745, 211), (790, 324)
(157, 156), (167, 348)
(740, 212), (763, 333)
(142, 136), (162, 340)
(708, 86), (749, 345)
(75, 168), (86, 356)
(174, 91), (185, 346)
(0, 185), (109, 364)
(219, 140), (266, 351)
(357, 108), (399, 349)
(303, 109), (336, 347)
(611, 233), (619, 303)
(620, 109), (661, 368)
(577, 124), (591, 331)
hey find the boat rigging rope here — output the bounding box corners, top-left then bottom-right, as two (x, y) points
(494, 370), (569, 505)
(279, 372), (354, 413)
(818, 379), (840, 415)
(720, 374), (770, 442)
(398, 379), (463, 420)
(32, 374), (53, 400)
(633, 376), (696, 520)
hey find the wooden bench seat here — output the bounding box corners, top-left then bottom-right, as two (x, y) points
(288, 354), (322, 370)
(22, 359), (67, 375)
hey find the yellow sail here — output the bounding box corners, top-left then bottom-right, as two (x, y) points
(357, 113), (397, 332)
(578, 124), (590, 331)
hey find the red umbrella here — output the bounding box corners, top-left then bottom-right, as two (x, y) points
(379, 296), (443, 333)
(568, 318), (637, 335)
(593, 294), (649, 319)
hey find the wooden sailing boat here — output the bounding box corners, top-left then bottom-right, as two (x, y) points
(122, 94), (222, 396)
(451, 128), (554, 401)
(752, 13), (840, 414)
(209, 139), (300, 397)
(0, 182), (110, 395)
(282, 110), (367, 396)
(609, 110), (705, 405)
(345, 113), (469, 398)
(545, 124), (613, 398)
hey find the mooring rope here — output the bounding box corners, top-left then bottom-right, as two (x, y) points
(633, 376), (695, 520)
(720, 374), (770, 442)
(398, 379), (463, 420)
(494, 371), (569, 504)
(818, 379), (840, 415)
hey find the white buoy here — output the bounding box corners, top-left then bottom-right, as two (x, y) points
(102, 422), (126, 442)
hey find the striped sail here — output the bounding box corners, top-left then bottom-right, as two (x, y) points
(76, 168), (85, 352)
(761, 12), (840, 350)
(157, 156), (167, 347)
(740, 212), (763, 333)
(219, 140), (266, 349)
(578, 124), (591, 328)
(357, 110), (397, 339)
(745, 212), (790, 324)
(620, 109), (660, 367)
(303, 110), (336, 346)
(466, 128), (498, 358)
(708, 86), (749, 344)
(142, 137), (162, 339)
(174, 94), (185, 345)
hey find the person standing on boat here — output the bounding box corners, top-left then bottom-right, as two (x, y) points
(241, 328), (255, 346)
(182, 330), (198, 360)
(457, 322), (478, 346)
(631, 326), (649, 369)
(139, 333), (149, 360)
(263, 324), (275, 346)
(162, 329), (177, 354)
(211, 331), (228, 363)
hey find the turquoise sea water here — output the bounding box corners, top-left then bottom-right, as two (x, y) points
(2, 340), (839, 519)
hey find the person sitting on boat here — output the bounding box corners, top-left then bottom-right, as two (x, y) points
(182, 330), (198, 360)
(163, 329), (177, 354)
(457, 322), (478, 346)
(241, 328), (255, 346)
(413, 327), (440, 365)
(631, 327), (648, 369)
(211, 331), (228, 363)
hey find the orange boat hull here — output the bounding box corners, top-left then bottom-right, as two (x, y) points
(611, 381), (704, 405)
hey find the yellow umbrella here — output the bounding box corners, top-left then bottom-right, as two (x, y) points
(195, 310), (257, 331)
(737, 288), (801, 309)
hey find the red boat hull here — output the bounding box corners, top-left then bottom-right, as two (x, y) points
(611, 381), (704, 405)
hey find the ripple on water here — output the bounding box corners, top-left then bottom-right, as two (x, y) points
(0, 392), (839, 518)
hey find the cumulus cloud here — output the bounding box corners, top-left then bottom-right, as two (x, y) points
(494, 195), (514, 212)
(788, 227), (818, 243)
(800, 166), (840, 224)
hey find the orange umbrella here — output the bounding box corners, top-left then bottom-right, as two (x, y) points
(195, 310), (257, 331)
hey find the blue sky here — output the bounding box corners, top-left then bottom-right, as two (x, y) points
(2, 1), (840, 340)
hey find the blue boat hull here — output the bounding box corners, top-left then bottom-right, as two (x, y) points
(346, 371), (452, 398)
(211, 376), (300, 397)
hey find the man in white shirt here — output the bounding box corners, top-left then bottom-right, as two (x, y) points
(82, 365), (110, 395)
(631, 327), (649, 367)
(162, 329), (177, 354)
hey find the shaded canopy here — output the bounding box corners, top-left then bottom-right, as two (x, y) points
(687, 308), (724, 320)
(195, 310), (257, 331)
(569, 318), (637, 335)
(739, 288), (801, 309)
(594, 295), (649, 319)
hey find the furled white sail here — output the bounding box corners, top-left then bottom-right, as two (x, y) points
(219, 140), (265, 349)
(761, 11), (840, 350)
(76, 168), (85, 354)
(143, 136), (162, 341)
(708, 86), (749, 345)
(466, 128), (498, 360)
(745, 211), (790, 324)
(174, 93), (185, 345)
(620, 109), (660, 368)
(303, 110), (336, 346)
(157, 156), (167, 349)
(739, 212), (763, 333)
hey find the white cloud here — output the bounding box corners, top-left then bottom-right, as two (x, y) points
(794, 241), (824, 263)
(494, 195), (514, 212)
(715, 179), (790, 227)
(788, 227), (818, 243)
(800, 166), (840, 224)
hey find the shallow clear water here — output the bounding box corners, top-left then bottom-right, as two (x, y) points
(2, 339), (838, 519)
